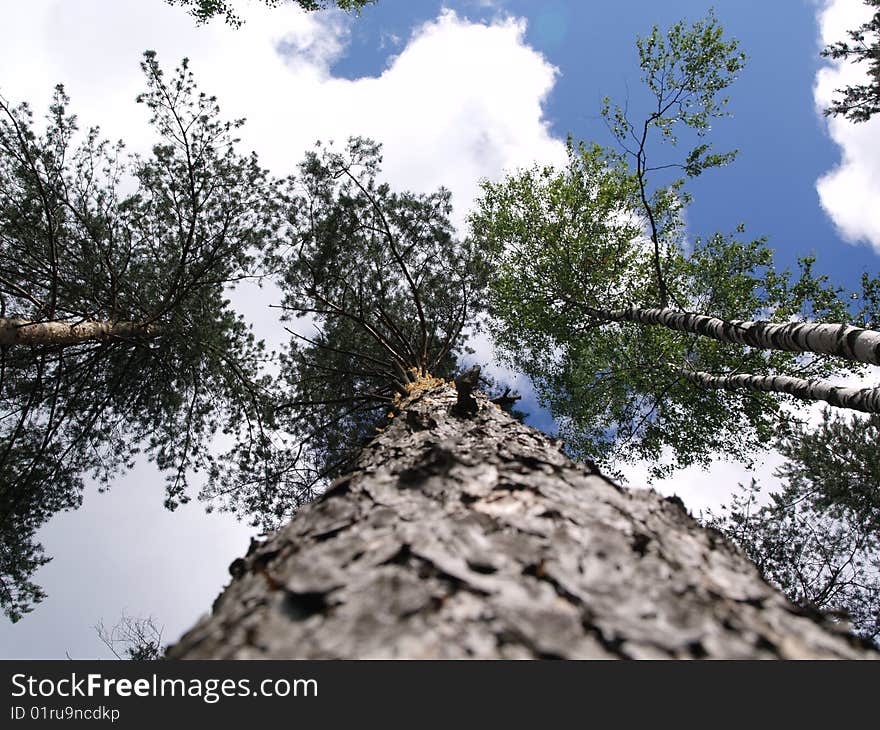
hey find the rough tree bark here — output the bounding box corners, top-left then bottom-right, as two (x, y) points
(677, 366), (880, 413)
(0, 318), (159, 347)
(168, 380), (877, 659)
(584, 305), (880, 366)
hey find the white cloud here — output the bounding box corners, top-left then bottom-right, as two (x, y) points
(0, 0), (564, 656)
(0, 461), (255, 659)
(1, 2), (563, 228)
(619, 449), (785, 517)
(814, 0), (880, 252)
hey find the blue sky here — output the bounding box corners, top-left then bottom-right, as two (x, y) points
(0, 0), (877, 658)
(334, 0), (879, 284)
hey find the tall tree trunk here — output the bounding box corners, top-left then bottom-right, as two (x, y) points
(0, 318), (159, 347)
(585, 305), (880, 366)
(168, 382), (875, 659)
(678, 367), (880, 413)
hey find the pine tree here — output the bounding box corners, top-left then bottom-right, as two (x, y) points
(168, 379), (875, 658)
(0, 53), (276, 621)
(200, 137), (488, 528)
(822, 0), (880, 123)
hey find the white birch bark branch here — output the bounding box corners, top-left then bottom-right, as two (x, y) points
(677, 366), (880, 413)
(0, 318), (160, 347)
(586, 305), (880, 365)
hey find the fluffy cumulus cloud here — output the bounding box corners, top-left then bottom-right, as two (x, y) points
(0, 0), (564, 656)
(619, 445), (785, 518)
(814, 0), (880, 252)
(0, 1), (564, 227)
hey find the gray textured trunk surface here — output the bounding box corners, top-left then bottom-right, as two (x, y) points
(168, 384), (875, 659)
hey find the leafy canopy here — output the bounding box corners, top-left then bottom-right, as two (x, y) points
(706, 411), (880, 643)
(202, 137), (487, 529)
(164, 0), (375, 27)
(0, 53), (277, 620)
(471, 13), (869, 478)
